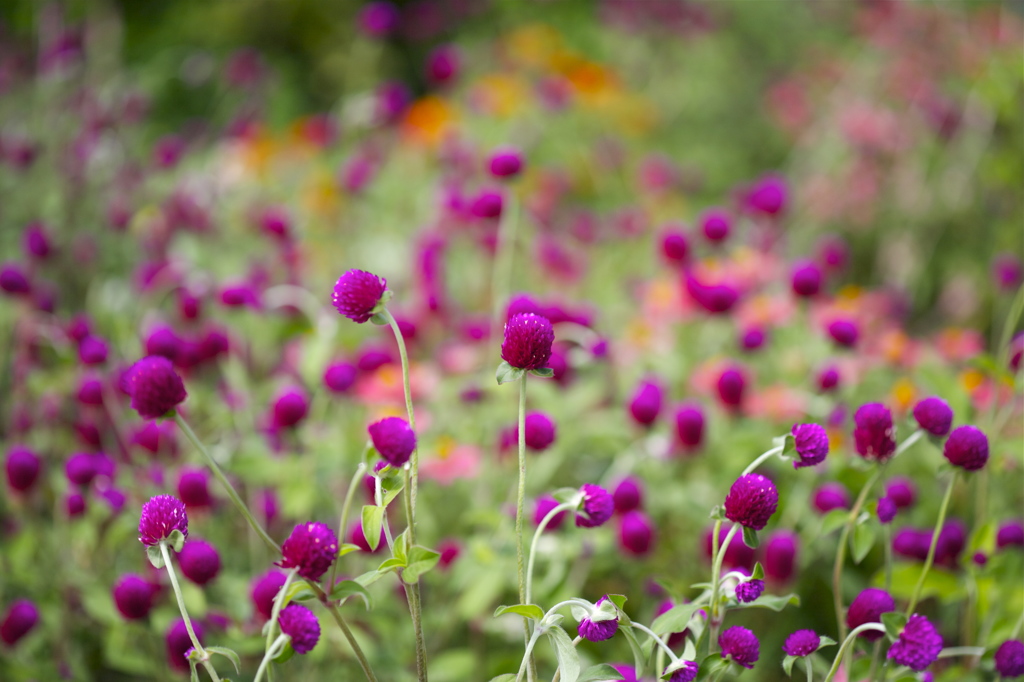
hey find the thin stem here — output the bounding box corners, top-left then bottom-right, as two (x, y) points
(264, 569), (296, 662)
(321, 599), (378, 682)
(173, 412), (280, 554)
(630, 623), (681, 664)
(708, 522), (739, 652)
(823, 624), (888, 682)
(740, 444), (784, 476)
(905, 470), (958, 617)
(328, 462), (367, 591)
(254, 634), (289, 682)
(516, 627), (543, 682)
(515, 373), (534, 681)
(805, 656), (813, 682)
(833, 466), (884, 644)
(937, 646), (986, 659)
(526, 501), (576, 604)
(160, 542), (221, 682)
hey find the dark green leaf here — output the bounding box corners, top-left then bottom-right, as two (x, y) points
(742, 526), (759, 549)
(530, 367), (554, 378)
(821, 508), (850, 535)
(402, 545), (441, 584)
(744, 593), (800, 611)
(329, 580), (373, 610)
(361, 506), (384, 552)
(751, 562), (764, 580)
(882, 611), (908, 641)
(274, 641), (295, 664)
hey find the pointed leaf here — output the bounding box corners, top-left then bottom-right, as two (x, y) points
(652, 602), (701, 636)
(530, 367), (554, 378)
(402, 545), (441, 584)
(146, 545), (165, 569)
(751, 562), (764, 580)
(742, 526), (759, 549)
(494, 604), (545, 621)
(329, 580), (372, 610)
(744, 593), (800, 611)
(882, 611), (908, 642)
(782, 654), (797, 677)
(205, 647), (241, 674)
(168, 530), (186, 553)
(338, 543), (362, 558)
(496, 362), (525, 385)
(817, 636), (837, 650)
(273, 641), (295, 664)
(361, 505), (384, 552)
(851, 521), (877, 564)
(579, 663), (625, 681)
(821, 509), (850, 535)
(548, 626), (581, 682)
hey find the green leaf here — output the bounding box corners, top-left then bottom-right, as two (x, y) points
(621, 627), (645, 676)
(817, 636), (837, 650)
(694, 654), (725, 682)
(548, 626), (581, 682)
(488, 675), (519, 682)
(274, 641), (295, 664)
(530, 367), (554, 378)
(778, 433), (796, 458)
(392, 530), (410, 563)
(189, 661), (200, 682)
(168, 530), (186, 553)
(851, 521), (877, 564)
(882, 611), (908, 641)
(338, 543), (362, 558)
(742, 526), (759, 549)
(744, 593), (800, 612)
(146, 545), (165, 569)
(329, 580), (373, 610)
(579, 663), (625, 681)
(369, 312), (389, 325)
(652, 602), (701, 636)
(606, 594), (628, 612)
(381, 477), (406, 507)
(552, 487), (582, 504)
(361, 505), (384, 552)
(821, 508), (850, 535)
(402, 545), (441, 584)
(496, 361), (525, 385)
(205, 647), (241, 674)
(708, 505), (726, 521)
(494, 604), (545, 621)
(378, 557), (406, 571)
(782, 654), (796, 676)
(751, 562), (764, 580)
(355, 569), (388, 588)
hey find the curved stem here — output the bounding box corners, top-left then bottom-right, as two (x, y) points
(321, 599), (378, 682)
(740, 444), (784, 476)
(937, 646), (986, 659)
(823, 623), (888, 682)
(174, 412), (280, 554)
(515, 626), (543, 682)
(708, 522), (739, 651)
(630, 623), (681, 664)
(160, 542), (221, 682)
(254, 634), (289, 682)
(833, 466), (885, 644)
(328, 462), (367, 591)
(905, 470), (958, 617)
(805, 656), (813, 682)
(525, 501), (576, 604)
(264, 569), (296, 661)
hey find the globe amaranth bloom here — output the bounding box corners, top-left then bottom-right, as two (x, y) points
(666, 660), (699, 682)
(520, 412), (557, 451)
(331, 269), (387, 323)
(618, 510), (654, 556)
(251, 570), (289, 620)
(791, 260), (822, 298)
(724, 474), (778, 531)
(576, 483), (614, 528)
(534, 496), (567, 531)
(6, 446), (41, 493)
(177, 468), (212, 509)
(178, 540), (221, 586)
(719, 625), (760, 669)
(488, 147), (524, 179)
(877, 496), (898, 524)
(166, 619), (202, 672)
(782, 629), (820, 657)
(740, 327), (767, 352)
(577, 596), (618, 642)
(1, 600), (39, 646)
(846, 588), (895, 641)
(997, 521), (1024, 550)
(501, 313), (554, 370)
(628, 379), (663, 427)
(368, 416), (416, 467)
(660, 228), (689, 266)
(704, 525), (756, 571)
(323, 361), (357, 394)
(886, 477), (917, 509)
(675, 403), (705, 449)
(912, 397), (953, 437)
(113, 574), (156, 620)
(123, 356), (188, 419)
(716, 365), (747, 410)
(271, 387), (309, 429)
(735, 578), (765, 603)
(886, 614), (943, 672)
(995, 640), (1024, 678)
(827, 319), (859, 348)
(700, 208), (731, 242)
(278, 603), (321, 654)
(764, 530), (798, 583)
(279, 522), (339, 581)
(817, 365), (840, 392)
(427, 45), (460, 85)
(138, 495), (189, 547)
(853, 403), (896, 461)
(791, 423), (829, 468)
(613, 477), (643, 514)
(943, 425), (988, 471)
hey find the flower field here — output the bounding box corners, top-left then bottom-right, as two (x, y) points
(0, 2), (1022, 681)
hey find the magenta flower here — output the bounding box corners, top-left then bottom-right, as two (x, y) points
(846, 588), (894, 641)
(165, 619), (202, 672)
(853, 403), (896, 462)
(618, 510), (654, 555)
(744, 174), (787, 216)
(724, 474), (778, 531)
(912, 397), (953, 437)
(138, 495), (189, 547)
(79, 335), (109, 365)
(331, 270), (388, 323)
(735, 578), (764, 603)
(66, 492), (87, 517)
(427, 45), (460, 85)
(368, 416), (416, 467)
(65, 452), (99, 487)
(817, 365), (840, 392)
(827, 319), (859, 348)
(885, 477), (917, 509)
(791, 260), (822, 297)
(279, 522), (338, 581)
(488, 147), (524, 179)
(700, 208), (731, 242)
(764, 530), (798, 583)
(791, 423), (829, 468)
(470, 189), (504, 219)
(251, 571), (288, 620)
(577, 596), (618, 642)
(877, 497), (898, 524)
(113, 574), (156, 620)
(0, 600), (39, 646)
(271, 387), (310, 429)
(782, 630), (820, 657)
(995, 640), (1024, 678)
(666, 661), (698, 682)
(997, 521), (1024, 550)
(323, 362), (358, 394)
(716, 365), (747, 410)
(719, 625), (760, 669)
(178, 540), (221, 586)
(534, 496), (567, 531)
(704, 525), (756, 570)
(943, 425), (989, 471)
(123, 356), (188, 419)
(519, 412), (557, 451)
(886, 614), (943, 672)
(660, 228), (690, 266)
(612, 477), (643, 514)
(813, 483), (851, 514)
(628, 379), (663, 427)
(177, 468), (212, 509)
(501, 313), (554, 370)
(0, 264), (31, 296)
(279, 603), (321, 654)
(5, 446), (41, 493)
(576, 484), (614, 528)
(675, 403), (705, 449)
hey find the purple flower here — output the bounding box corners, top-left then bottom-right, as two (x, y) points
(0, 600), (39, 646)
(5, 446), (41, 493)
(660, 228), (690, 266)
(576, 484), (614, 528)
(853, 403), (896, 462)
(666, 661), (699, 682)
(828, 319), (859, 348)
(675, 403), (705, 449)
(138, 495), (189, 547)
(23, 222), (52, 260)
(534, 496), (567, 531)
(79, 335), (109, 365)
(719, 625), (760, 669)
(704, 525), (757, 571)
(943, 425), (988, 471)
(66, 492), (87, 517)
(764, 530), (798, 583)
(358, 1), (400, 37)
(368, 416), (416, 467)
(735, 579), (764, 603)
(817, 364), (841, 392)
(886, 614), (943, 672)
(744, 174), (788, 216)
(716, 365), (747, 410)
(993, 254), (1024, 291)
(846, 588), (895, 641)
(521, 412), (557, 451)
(791, 423), (829, 468)
(123, 356), (188, 419)
(177, 468), (212, 509)
(470, 189), (504, 219)
(578, 596), (618, 642)
(893, 528), (932, 562)
(619, 510), (654, 555)
(0, 264), (31, 296)
(782, 629), (820, 657)
(613, 477), (643, 514)
(145, 326), (183, 362)
(791, 260), (822, 297)
(427, 45), (460, 85)
(279, 522), (338, 581)
(178, 540), (221, 586)
(935, 519), (966, 566)
(488, 147), (524, 179)
(685, 274), (739, 314)
(272, 387), (309, 429)
(995, 640), (1024, 678)
(251, 571), (288, 620)
(700, 208), (731, 242)
(66, 452), (99, 487)
(278, 603), (321, 654)
(324, 362), (358, 394)
(912, 397), (954, 437)
(331, 270), (388, 323)
(997, 521), (1024, 550)
(113, 575), (156, 620)
(501, 313), (554, 370)
(628, 379), (663, 427)
(886, 477), (917, 509)
(877, 497), (898, 524)
(166, 619), (202, 672)
(740, 327), (767, 352)
(724, 474), (778, 530)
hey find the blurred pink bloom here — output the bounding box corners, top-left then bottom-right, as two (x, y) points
(420, 443), (481, 485)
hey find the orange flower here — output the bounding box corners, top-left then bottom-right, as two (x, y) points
(401, 96), (458, 146)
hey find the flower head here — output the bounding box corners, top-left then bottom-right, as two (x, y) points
(123, 356), (187, 419)
(501, 313), (554, 370)
(272, 388), (309, 429)
(764, 530), (798, 583)
(827, 319), (859, 348)
(700, 208), (731, 242)
(521, 412), (557, 451)
(488, 147), (524, 179)
(324, 361), (358, 394)
(251, 570), (288, 620)
(576, 483), (614, 528)
(943, 425), (988, 471)
(724, 474), (778, 530)
(660, 229), (690, 266)
(886, 614), (943, 672)
(613, 477), (643, 514)
(331, 270), (388, 323)
(846, 588), (895, 641)
(279, 522), (339, 581)
(791, 423), (829, 468)
(178, 540), (221, 586)
(716, 365), (747, 410)
(817, 365), (840, 392)
(358, 1), (399, 37)
(534, 496), (567, 531)
(675, 403), (705, 449)
(886, 477), (917, 509)
(6, 446), (41, 493)
(1, 600), (39, 646)
(666, 661), (699, 682)
(719, 625), (760, 669)
(618, 510), (654, 555)
(853, 403), (896, 462)
(577, 596), (618, 642)
(997, 521), (1024, 550)
(912, 397), (954, 437)
(783, 629), (820, 657)
(735, 578), (765, 603)
(791, 260), (822, 297)
(877, 497), (898, 524)
(278, 603), (321, 654)
(628, 379), (664, 427)
(177, 468), (212, 509)
(113, 574), (156, 620)
(166, 619), (202, 672)
(138, 495), (189, 547)
(65, 452), (99, 486)
(427, 45), (460, 85)
(995, 640), (1024, 678)
(368, 416), (416, 467)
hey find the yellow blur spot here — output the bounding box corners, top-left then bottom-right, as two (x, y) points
(891, 378), (915, 411)
(961, 369), (985, 392)
(470, 74), (528, 117)
(401, 96), (458, 146)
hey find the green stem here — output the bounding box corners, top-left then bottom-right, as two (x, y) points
(525, 501), (576, 604)
(805, 656), (813, 682)
(833, 466), (885, 644)
(937, 646), (986, 659)
(173, 412), (280, 554)
(264, 569), (296, 662)
(515, 626), (543, 682)
(320, 599), (378, 682)
(254, 634), (289, 682)
(160, 542), (221, 682)
(823, 623), (888, 682)
(630, 623), (681, 664)
(328, 462), (367, 591)
(708, 522), (739, 651)
(905, 470), (958, 617)
(515, 373), (533, 680)
(740, 444), (784, 476)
